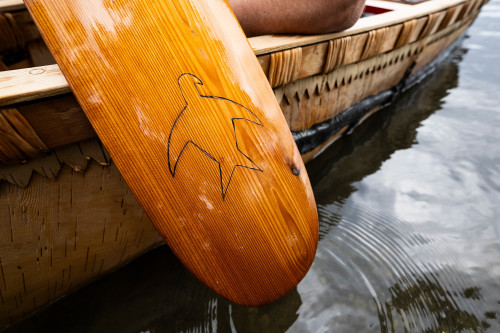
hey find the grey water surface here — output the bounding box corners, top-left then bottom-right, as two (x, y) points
(4, 1), (500, 332)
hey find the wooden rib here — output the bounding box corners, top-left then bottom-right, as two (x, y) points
(0, 108), (50, 164)
(451, 3), (465, 24)
(5, 12), (25, 46)
(456, 0), (473, 21)
(0, 14), (16, 52)
(380, 24), (404, 54)
(0, 108), (49, 162)
(323, 36), (350, 74)
(470, 0), (485, 16)
(361, 28), (387, 60)
(439, 5), (461, 31)
(0, 122), (27, 163)
(395, 16), (429, 49)
(323, 41), (335, 74)
(296, 42), (329, 78)
(267, 47), (302, 87)
(468, 0), (483, 18)
(0, 11), (27, 55)
(395, 19), (417, 49)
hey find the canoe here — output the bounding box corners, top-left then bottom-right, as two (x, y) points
(0, 0), (487, 327)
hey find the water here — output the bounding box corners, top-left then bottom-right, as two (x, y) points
(4, 1), (500, 332)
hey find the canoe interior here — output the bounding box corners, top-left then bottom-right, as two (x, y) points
(0, 0), (489, 328)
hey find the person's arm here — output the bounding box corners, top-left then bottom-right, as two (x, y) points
(228, 0), (366, 37)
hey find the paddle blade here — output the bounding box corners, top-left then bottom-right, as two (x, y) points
(25, 0), (318, 305)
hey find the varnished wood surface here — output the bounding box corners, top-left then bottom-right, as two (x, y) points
(0, 20), (474, 323)
(0, 0), (487, 325)
(0, 16), (471, 171)
(24, 0), (318, 306)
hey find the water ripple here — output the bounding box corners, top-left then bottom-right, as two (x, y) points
(293, 200), (496, 332)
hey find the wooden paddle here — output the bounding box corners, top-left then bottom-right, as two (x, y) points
(24, 0), (318, 305)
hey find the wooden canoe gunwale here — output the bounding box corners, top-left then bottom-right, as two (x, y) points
(0, 0), (474, 104)
(0, 0), (24, 12)
(0, 0), (485, 167)
(0, 0), (488, 328)
(293, 29), (467, 157)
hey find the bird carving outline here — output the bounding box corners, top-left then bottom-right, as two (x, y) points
(167, 73), (263, 200)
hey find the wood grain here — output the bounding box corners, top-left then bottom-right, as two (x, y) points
(0, 0), (471, 106)
(0, 0), (480, 161)
(0, 64), (71, 106)
(0, 0), (486, 324)
(0, 140), (164, 327)
(24, 0), (318, 306)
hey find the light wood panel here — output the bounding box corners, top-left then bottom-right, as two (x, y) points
(0, 0), (25, 12)
(0, 65), (71, 106)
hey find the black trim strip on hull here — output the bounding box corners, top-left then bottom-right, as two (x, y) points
(292, 36), (465, 155)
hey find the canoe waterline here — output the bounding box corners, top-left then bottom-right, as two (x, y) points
(0, 0), (487, 328)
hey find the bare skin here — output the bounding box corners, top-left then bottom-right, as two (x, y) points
(228, 0), (366, 37)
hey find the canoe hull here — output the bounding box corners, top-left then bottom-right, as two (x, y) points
(0, 0), (488, 327)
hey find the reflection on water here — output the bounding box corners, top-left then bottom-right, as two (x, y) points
(304, 201), (496, 332)
(4, 1), (500, 332)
